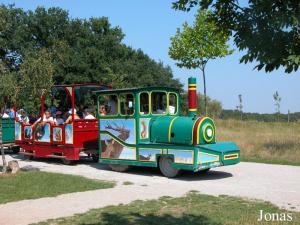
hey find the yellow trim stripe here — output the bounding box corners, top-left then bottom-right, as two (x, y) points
(188, 88), (197, 90)
(189, 108), (197, 111)
(168, 117), (178, 142)
(188, 84), (196, 87)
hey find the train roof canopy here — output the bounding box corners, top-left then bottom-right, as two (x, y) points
(53, 83), (111, 88)
(94, 86), (179, 94)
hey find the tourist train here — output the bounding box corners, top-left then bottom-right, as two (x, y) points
(0, 77), (240, 177)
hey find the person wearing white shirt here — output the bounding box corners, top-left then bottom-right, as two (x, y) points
(84, 109), (96, 119)
(31, 110), (54, 128)
(168, 105), (175, 114)
(2, 109), (10, 118)
(65, 109), (80, 124)
(18, 109), (29, 124)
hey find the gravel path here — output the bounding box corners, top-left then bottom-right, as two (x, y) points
(0, 155), (300, 225)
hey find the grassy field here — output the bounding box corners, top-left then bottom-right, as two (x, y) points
(35, 192), (299, 225)
(0, 171), (115, 204)
(216, 119), (300, 166)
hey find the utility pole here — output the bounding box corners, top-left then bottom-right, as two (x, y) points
(236, 94), (243, 120)
(273, 91), (281, 122)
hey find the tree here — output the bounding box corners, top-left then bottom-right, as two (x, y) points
(0, 5), (182, 92)
(273, 91), (281, 122)
(0, 49), (54, 113)
(19, 49), (54, 113)
(0, 72), (20, 109)
(236, 94), (243, 120)
(169, 9), (233, 115)
(0, 5), (183, 115)
(172, 0), (300, 73)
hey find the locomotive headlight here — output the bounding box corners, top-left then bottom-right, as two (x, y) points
(202, 123), (214, 143)
(206, 128), (213, 138)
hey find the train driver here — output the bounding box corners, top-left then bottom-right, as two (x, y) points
(107, 95), (118, 115)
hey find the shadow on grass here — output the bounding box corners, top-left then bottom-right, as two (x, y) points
(81, 212), (221, 225)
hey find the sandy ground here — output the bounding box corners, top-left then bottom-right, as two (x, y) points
(0, 154), (300, 225)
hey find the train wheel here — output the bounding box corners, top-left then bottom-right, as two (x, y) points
(61, 158), (73, 165)
(159, 156), (181, 178)
(92, 154), (99, 163)
(11, 146), (20, 154)
(109, 164), (130, 172)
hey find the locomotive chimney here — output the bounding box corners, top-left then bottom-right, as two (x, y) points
(188, 77), (197, 116)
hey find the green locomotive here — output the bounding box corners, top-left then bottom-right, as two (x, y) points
(96, 77), (240, 177)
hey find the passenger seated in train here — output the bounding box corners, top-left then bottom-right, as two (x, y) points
(151, 92), (167, 114)
(65, 109), (80, 124)
(54, 111), (64, 125)
(99, 105), (107, 116)
(31, 110), (54, 128)
(29, 112), (37, 124)
(153, 103), (166, 114)
(1, 109), (10, 118)
(84, 108), (96, 119)
(9, 107), (17, 119)
(17, 109), (29, 124)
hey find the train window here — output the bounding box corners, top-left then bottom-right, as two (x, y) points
(120, 93), (135, 115)
(169, 93), (178, 115)
(139, 92), (149, 115)
(151, 92), (167, 114)
(98, 94), (118, 116)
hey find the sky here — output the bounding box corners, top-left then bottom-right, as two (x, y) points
(1, 0), (299, 113)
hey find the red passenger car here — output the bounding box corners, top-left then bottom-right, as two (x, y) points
(16, 84), (110, 164)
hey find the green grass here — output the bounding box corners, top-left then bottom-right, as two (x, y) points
(34, 192), (300, 225)
(216, 119), (300, 166)
(0, 171), (115, 204)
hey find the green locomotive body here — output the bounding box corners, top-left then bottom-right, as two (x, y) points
(0, 118), (15, 144)
(0, 118), (19, 153)
(96, 77), (240, 177)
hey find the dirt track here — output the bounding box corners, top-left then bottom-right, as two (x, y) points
(0, 155), (300, 225)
